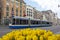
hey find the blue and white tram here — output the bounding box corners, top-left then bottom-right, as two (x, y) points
(9, 17), (52, 29)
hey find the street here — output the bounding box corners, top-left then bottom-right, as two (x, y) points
(0, 25), (60, 37)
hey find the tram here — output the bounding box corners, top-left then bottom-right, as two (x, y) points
(9, 17), (52, 29)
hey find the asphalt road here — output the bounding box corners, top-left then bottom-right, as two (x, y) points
(0, 25), (60, 37)
(0, 25), (12, 37)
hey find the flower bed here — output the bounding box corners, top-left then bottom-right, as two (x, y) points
(0, 28), (60, 40)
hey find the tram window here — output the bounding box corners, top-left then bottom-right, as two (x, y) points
(20, 20), (23, 24)
(31, 20), (34, 24)
(31, 20), (39, 24)
(12, 19), (15, 25)
(47, 22), (49, 24)
(16, 19), (20, 25)
(31, 21), (34, 24)
(42, 21), (44, 24)
(26, 20), (28, 24)
(37, 21), (38, 24)
(39, 21), (41, 24)
(23, 20), (27, 24)
(34, 21), (38, 24)
(42, 21), (47, 24)
(20, 20), (28, 25)
(34, 21), (36, 24)
(38, 21), (40, 24)
(46, 22), (49, 24)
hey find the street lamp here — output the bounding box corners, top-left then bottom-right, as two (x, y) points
(29, 17), (30, 27)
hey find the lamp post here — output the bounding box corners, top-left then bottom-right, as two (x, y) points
(29, 17), (30, 27)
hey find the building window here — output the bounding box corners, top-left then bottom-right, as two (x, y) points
(29, 14), (30, 16)
(31, 12), (32, 14)
(6, 12), (9, 16)
(29, 11), (30, 13)
(27, 11), (28, 14)
(31, 15), (32, 16)
(20, 10), (22, 16)
(20, 10), (22, 13)
(6, 6), (9, 17)
(31, 10), (32, 12)
(16, 0), (18, 1)
(23, 11), (25, 13)
(6, 6), (9, 11)
(20, 6), (22, 8)
(12, 8), (14, 11)
(27, 14), (28, 16)
(11, 8), (14, 17)
(7, 0), (10, 2)
(27, 8), (28, 10)
(16, 8), (18, 16)
(20, 2), (22, 6)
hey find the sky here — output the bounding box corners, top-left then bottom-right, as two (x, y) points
(24, 0), (60, 18)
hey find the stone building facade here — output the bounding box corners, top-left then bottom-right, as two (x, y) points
(57, 18), (60, 25)
(41, 10), (58, 25)
(33, 9), (43, 20)
(0, 0), (26, 24)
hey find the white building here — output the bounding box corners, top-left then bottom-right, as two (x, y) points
(42, 15), (47, 21)
(26, 5), (34, 19)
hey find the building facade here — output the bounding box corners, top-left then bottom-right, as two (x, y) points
(20, 0), (26, 17)
(33, 9), (44, 20)
(57, 18), (60, 25)
(26, 5), (34, 19)
(41, 10), (58, 25)
(0, 0), (58, 25)
(33, 9), (38, 19)
(0, 0), (26, 24)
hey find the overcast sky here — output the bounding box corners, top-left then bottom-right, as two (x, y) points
(24, 0), (60, 18)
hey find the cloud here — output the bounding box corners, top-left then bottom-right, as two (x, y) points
(29, 0), (60, 18)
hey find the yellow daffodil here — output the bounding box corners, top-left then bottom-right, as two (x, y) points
(40, 36), (43, 40)
(26, 35), (32, 40)
(16, 36), (25, 40)
(0, 28), (60, 40)
(32, 35), (38, 40)
(0, 38), (2, 40)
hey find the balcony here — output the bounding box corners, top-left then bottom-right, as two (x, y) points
(6, 2), (9, 5)
(6, 0), (10, 5)
(16, 1), (20, 7)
